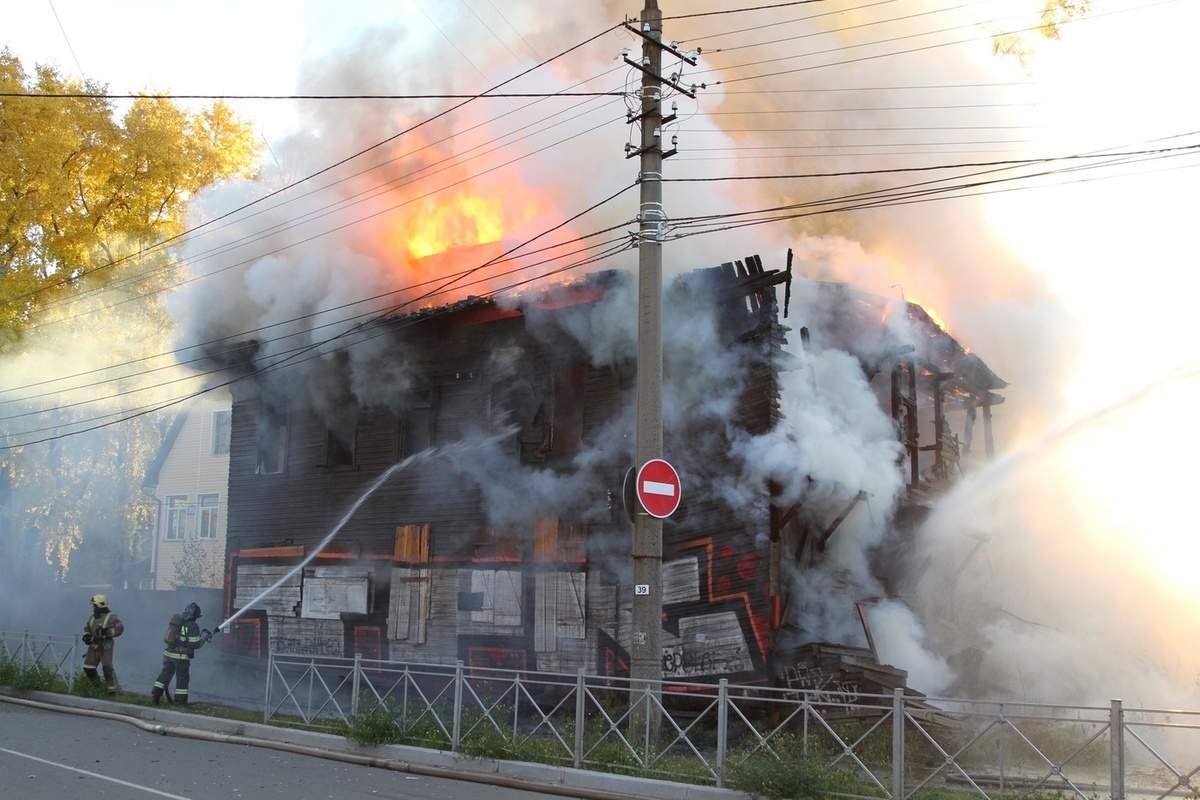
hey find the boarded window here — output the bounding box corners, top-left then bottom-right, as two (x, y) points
(234, 565), (301, 615)
(393, 524), (430, 564)
(533, 516), (587, 563)
(470, 569), (523, 626)
(533, 516), (557, 563)
(388, 566), (430, 643)
(301, 567), (370, 619)
(534, 571), (586, 652)
(472, 527), (520, 562)
(353, 625), (383, 664)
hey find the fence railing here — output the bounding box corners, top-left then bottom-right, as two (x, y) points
(263, 652), (1200, 798)
(0, 630), (79, 686)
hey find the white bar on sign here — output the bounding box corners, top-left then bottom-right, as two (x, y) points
(643, 480), (676, 497)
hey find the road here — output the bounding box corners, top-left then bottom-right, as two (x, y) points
(0, 700), (583, 800)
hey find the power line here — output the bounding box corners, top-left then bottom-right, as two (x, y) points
(1, 182), (640, 445)
(0, 236), (637, 449)
(0, 91), (624, 100)
(9, 1), (1194, 448)
(1, 21), (623, 312)
(46, 0), (86, 78)
(26, 92), (630, 333)
(12, 129), (1198, 442)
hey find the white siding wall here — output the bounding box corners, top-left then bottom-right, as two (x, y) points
(152, 389), (231, 590)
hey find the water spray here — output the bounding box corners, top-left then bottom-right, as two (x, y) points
(219, 432), (515, 632)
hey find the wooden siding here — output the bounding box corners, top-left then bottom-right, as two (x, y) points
(221, 265), (790, 682)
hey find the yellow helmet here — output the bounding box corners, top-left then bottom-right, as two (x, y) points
(91, 593), (109, 607)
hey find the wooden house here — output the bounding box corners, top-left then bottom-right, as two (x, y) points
(213, 252), (1003, 687)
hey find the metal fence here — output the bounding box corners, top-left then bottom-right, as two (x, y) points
(264, 651), (1200, 799)
(0, 630), (79, 686)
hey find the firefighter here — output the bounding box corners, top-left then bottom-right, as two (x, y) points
(82, 593), (124, 695)
(151, 602), (208, 705)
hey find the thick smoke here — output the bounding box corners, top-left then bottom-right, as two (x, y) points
(163, 1), (1200, 709)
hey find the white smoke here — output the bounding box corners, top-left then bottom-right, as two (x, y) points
(161, 1), (1200, 709)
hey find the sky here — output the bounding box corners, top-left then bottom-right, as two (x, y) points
(5, 0), (1200, 706)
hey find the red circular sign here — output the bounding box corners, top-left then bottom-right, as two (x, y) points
(636, 459), (681, 518)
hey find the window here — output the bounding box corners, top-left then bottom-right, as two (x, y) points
(326, 426), (355, 467)
(551, 367), (586, 453)
(256, 410), (288, 474)
(211, 410), (232, 455)
(401, 391), (433, 458)
(533, 516), (587, 563)
(164, 495), (188, 540)
(197, 494), (220, 540)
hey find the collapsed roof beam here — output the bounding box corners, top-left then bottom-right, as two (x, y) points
(818, 490), (869, 550)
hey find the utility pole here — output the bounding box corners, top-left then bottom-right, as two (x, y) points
(624, 0), (697, 740)
(630, 0), (666, 732)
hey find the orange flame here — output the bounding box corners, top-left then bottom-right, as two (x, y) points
(398, 188), (536, 262)
(371, 169), (567, 309)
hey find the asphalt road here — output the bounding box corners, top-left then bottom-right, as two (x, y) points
(0, 701), (583, 800)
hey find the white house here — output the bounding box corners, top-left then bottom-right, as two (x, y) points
(144, 388), (231, 590)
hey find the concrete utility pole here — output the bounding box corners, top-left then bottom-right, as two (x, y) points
(631, 0), (666, 729)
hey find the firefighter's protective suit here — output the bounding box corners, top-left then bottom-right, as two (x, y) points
(151, 602), (206, 705)
(82, 594), (124, 695)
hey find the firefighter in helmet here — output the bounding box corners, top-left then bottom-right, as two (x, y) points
(82, 593), (124, 695)
(151, 602), (209, 705)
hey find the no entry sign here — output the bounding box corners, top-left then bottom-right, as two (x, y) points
(636, 458), (682, 519)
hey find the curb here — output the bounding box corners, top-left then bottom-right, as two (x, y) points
(1, 689), (751, 800)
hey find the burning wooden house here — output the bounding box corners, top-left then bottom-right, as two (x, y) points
(212, 250), (1003, 691)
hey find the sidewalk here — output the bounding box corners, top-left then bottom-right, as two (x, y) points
(1, 689), (751, 800)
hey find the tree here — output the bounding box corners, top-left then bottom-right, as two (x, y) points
(0, 48), (259, 347)
(993, 0), (1092, 63)
(0, 50), (259, 587)
(173, 534), (224, 590)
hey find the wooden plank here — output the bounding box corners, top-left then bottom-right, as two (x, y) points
(556, 572), (586, 640)
(301, 568), (369, 619)
(235, 545), (305, 559)
(470, 569), (522, 626)
(670, 611), (753, 679)
(533, 516), (557, 563)
(393, 524), (429, 563)
(662, 558), (701, 605)
(268, 616), (344, 657)
(387, 566), (430, 643)
(535, 573), (555, 652)
(388, 568), (411, 641)
(233, 565), (301, 615)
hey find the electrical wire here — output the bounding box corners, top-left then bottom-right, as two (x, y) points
(0, 183), (640, 446)
(5, 0), (1194, 448)
(1, 21), (624, 311)
(23, 62), (632, 327)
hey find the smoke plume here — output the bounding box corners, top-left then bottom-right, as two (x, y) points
(164, 0), (1200, 709)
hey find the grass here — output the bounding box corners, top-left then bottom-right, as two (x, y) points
(724, 731), (872, 800)
(0, 653), (64, 692)
(3, 655), (1187, 800)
